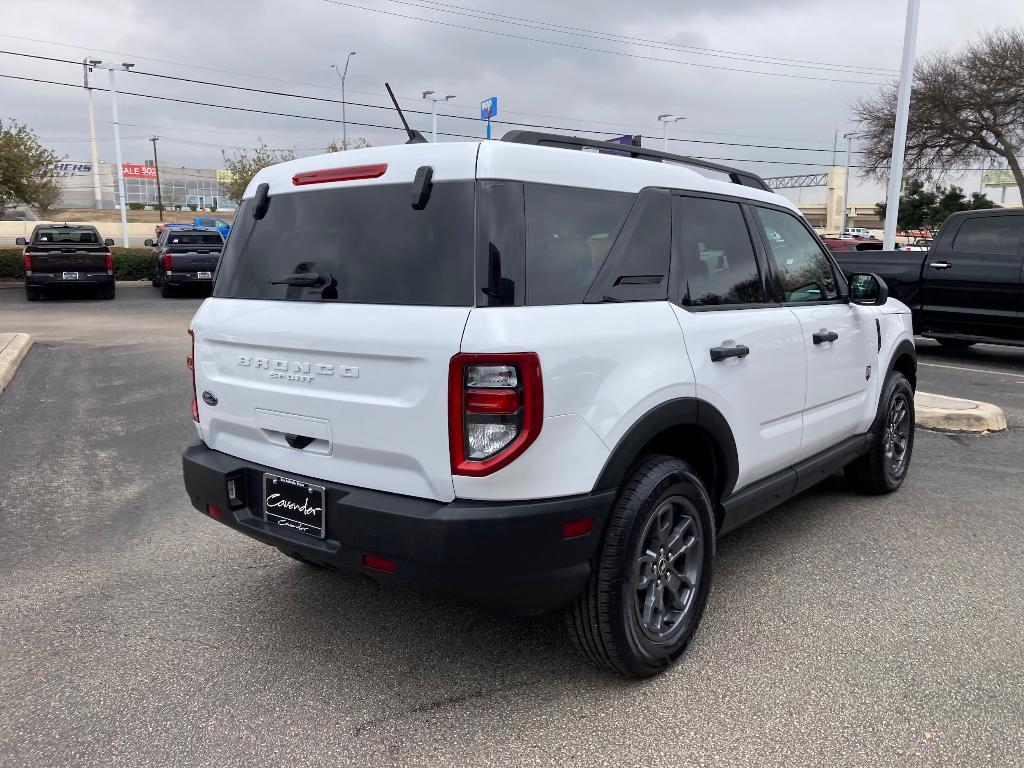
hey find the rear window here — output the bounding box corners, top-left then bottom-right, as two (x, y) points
(166, 232), (223, 246)
(32, 228), (99, 244)
(214, 182), (475, 306)
(952, 216), (1023, 256)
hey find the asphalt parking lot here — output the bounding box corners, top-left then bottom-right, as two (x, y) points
(1, 284), (1022, 768)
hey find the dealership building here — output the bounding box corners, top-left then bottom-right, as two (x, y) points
(54, 160), (233, 211)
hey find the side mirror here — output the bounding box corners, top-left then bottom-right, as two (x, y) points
(143, 239), (155, 247)
(849, 272), (889, 306)
(104, 238), (115, 247)
(15, 237), (26, 245)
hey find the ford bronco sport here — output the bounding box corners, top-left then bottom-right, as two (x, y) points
(182, 132), (916, 677)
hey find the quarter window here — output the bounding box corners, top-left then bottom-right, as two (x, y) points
(952, 217), (1024, 256)
(674, 196), (765, 306)
(756, 207), (839, 303)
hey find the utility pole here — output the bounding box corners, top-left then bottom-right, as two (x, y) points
(840, 132), (855, 236)
(422, 91), (456, 142)
(330, 52), (357, 149)
(883, 0), (921, 251)
(83, 58), (103, 209)
(657, 114), (684, 151)
(149, 136), (163, 222)
(96, 61), (134, 247)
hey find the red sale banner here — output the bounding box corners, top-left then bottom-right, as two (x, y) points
(122, 163), (157, 178)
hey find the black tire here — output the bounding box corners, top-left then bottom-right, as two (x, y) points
(846, 371), (915, 494)
(160, 282), (176, 298)
(25, 286), (41, 302)
(100, 285), (116, 300)
(936, 338), (976, 349)
(151, 277), (161, 287)
(566, 455), (715, 678)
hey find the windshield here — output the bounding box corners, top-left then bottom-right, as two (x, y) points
(213, 181), (475, 306)
(33, 228), (99, 244)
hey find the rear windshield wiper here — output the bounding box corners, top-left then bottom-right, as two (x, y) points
(270, 272), (333, 287)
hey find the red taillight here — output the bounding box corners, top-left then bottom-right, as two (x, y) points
(362, 554), (396, 573)
(104, 251), (113, 274)
(448, 353), (543, 477)
(292, 163), (388, 186)
(187, 329), (199, 423)
(23, 250), (31, 275)
(562, 517), (594, 539)
(206, 504), (222, 519)
(164, 252), (172, 272)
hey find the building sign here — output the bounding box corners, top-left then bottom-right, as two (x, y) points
(121, 163), (158, 178)
(480, 97), (498, 120)
(54, 162), (93, 178)
(982, 170), (1016, 187)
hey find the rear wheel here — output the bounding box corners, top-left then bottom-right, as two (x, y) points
(160, 282), (176, 298)
(566, 455), (715, 678)
(936, 338), (976, 349)
(99, 284), (116, 300)
(846, 371), (915, 494)
(25, 286), (41, 302)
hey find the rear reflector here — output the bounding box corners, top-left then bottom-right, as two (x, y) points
(206, 504), (222, 519)
(292, 163), (388, 186)
(362, 554), (396, 573)
(562, 518), (593, 539)
(465, 389), (520, 415)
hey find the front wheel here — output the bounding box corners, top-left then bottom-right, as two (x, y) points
(846, 371), (915, 494)
(566, 455), (715, 678)
(160, 282), (176, 298)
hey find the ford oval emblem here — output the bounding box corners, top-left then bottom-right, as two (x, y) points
(202, 391), (219, 407)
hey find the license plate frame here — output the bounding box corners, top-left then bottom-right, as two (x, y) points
(262, 473), (327, 539)
(197, 271), (212, 280)
(62, 271), (79, 280)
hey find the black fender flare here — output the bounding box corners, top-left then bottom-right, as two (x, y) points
(592, 397), (739, 500)
(885, 338), (917, 388)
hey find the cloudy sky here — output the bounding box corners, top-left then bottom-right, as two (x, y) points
(3, 0), (1023, 205)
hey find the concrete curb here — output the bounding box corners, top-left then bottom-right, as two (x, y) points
(0, 333), (33, 396)
(916, 391), (1007, 433)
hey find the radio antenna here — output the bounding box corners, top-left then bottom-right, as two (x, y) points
(385, 82), (427, 144)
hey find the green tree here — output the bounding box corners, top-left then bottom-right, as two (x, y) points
(854, 28), (1024, 200)
(876, 181), (996, 230)
(32, 176), (62, 215)
(220, 139), (296, 204)
(0, 118), (62, 210)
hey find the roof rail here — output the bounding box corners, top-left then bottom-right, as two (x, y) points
(501, 130), (771, 192)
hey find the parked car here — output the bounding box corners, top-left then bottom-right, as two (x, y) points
(144, 227), (224, 298)
(822, 237), (884, 252)
(901, 237), (934, 252)
(17, 224), (115, 301)
(842, 227), (875, 239)
(834, 208), (1024, 348)
(155, 217), (231, 238)
(181, 133), (916, 677)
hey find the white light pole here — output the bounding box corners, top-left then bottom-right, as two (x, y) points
(96, 61), (134, 247)
(657, 114), (684, 151)
(883, 0), (921, 251)
(422, 91), (456, 142)
(840, 132), (855, 236)
(82, 58), (103, 209)
(330, 52), (357, 149)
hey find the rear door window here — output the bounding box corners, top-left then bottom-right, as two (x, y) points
(214, 182), (475, 306)
(673, 196), (765, 306)
(524, 184), (633, 305)
(952, 216), (1024, 256)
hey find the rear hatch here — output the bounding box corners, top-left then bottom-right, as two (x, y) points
(190, 145), (479, 502)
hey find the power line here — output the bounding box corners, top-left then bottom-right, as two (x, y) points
(320, 0), (890, 85)
(370, 0), (899, 75)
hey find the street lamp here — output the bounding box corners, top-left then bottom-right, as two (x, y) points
(82, 58), (104, 210)
(883, 0), (921, 251)
(841, 132), (856, 237)
(95, 61), (134, 247)
(422, 91), (456, 142)
(657, 114), (684, 151)
(330, 52), (357, 149)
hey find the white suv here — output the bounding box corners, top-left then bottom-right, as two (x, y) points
(182, 132), (916, 678)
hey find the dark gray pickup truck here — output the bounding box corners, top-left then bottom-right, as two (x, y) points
(833, 208), (1024, 348)
(17, 224), (116, 301)
(145, 228), (224, 298)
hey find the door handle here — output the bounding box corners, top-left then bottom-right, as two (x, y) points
(710, 345), (750, 362)
(812, 331), (839, 344)
(929, 261), (951, 270)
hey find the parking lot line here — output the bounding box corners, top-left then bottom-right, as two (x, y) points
(919, 361), (1024, 379)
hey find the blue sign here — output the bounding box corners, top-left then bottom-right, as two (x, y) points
(480, 97), (498, 120)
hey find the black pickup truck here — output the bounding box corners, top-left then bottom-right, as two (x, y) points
(833, 208), (1024, 348)
(17, 224), (116, 301)
(145, 228), (224, 298)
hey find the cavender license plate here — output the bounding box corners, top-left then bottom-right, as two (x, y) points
(263, 473), (326, 538)
(62, 272), (79, 280)
(198, 271), (212, 279)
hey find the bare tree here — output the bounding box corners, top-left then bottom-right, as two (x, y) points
(325, 137), (371, 152)
(220, 139), (296, 204)
(853, 28), (1024, 199)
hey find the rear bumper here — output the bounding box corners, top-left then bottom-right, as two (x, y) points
(27, 273), (113, 287)
(181, 442), (615, 615)
(165, 271), (215, 286)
